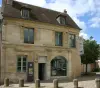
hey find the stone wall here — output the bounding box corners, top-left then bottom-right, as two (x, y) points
(1, 17), (81, 82)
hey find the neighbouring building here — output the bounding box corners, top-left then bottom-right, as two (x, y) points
(96, 45), (100, 69)
(1, 0), (82, 83)
(0, 6), (3, 84)
(79, 37), (84, 55)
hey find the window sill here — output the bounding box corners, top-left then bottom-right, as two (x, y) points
(70, 47), (76, 48)
(24, 42), (34, 44)
(51, 75), (67, 77)
(16, 72), (26, 74)
(51, 76), (68, 79)
(55, 45), (63, 47)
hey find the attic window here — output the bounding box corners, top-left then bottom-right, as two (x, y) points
(60, 16), (66, 25)
(21, 9), (30, 18)
(57, 16), (66, 25)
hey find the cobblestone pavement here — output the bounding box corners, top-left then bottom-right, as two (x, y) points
(0, 76), (98, 88)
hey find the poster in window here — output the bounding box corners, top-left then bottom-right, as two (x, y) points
(29, 68), (33, 75)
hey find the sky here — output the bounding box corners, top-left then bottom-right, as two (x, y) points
(0, 0), (100, 43)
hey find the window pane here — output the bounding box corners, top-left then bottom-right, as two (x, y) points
(24, 28), (29, 43)
(17, 62), (21, 66)
(59, 32), (62, 46)
(22, 9), (29, 18)
(23, 56), (26, 62)
(18, 56), (21, 62)
(55, 32), (62, 46)
(23, 67), (26, 72)
(60, 17), (66, 25)
(17, 67), (21, 72)
(23, 62), (26, 67)
(51, 56), (66, 76)
(69, 34), (76, 47)
(29, 29), (34, 44)
(73, 35), (76, 47)
(17, 56), (22, 72)
(55, 32), (59, 45)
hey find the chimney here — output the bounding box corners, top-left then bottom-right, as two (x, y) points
(64, 9), (67, 14)
(1, 0), (13, 13)
(1, 0), (6, 13)
(6, 0), (13, 5)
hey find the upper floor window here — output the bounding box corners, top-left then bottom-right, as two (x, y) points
(24, 28), (34, 44)
(69, 34), (76, 48)
(55, 32), (63, 46)
(17, 55), (27, 72)
(21, 9), (30, 18)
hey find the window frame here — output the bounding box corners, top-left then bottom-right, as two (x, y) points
(51, 56), (67, 76)
(24, 28), (34, 44)
(69, 34), (76, 48)
(56, 16), (67, 25)
(60, 16), (66, 25)
(17, 55), (27, 72)
(21, 8), (30, 18)
(55, 31), (63, 46)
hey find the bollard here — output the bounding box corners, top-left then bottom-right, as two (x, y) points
(4, 78), (9, 87)
(95, 78), (100, 88)
(53, 79), (58, 88)
(35, 79), (40, 88)
(19, 79), (24, 87)
(73, 79), (78, 88)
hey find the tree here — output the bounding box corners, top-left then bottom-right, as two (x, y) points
(81, 36), (100, 74)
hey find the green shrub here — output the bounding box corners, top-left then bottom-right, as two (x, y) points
(92, 68), (100, 72)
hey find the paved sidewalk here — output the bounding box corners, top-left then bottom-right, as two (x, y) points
(0, 76), (98, 88)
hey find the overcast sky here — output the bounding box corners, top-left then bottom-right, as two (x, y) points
(0, 0), (100, 43)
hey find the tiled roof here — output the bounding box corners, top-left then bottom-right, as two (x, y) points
(2, 0), (81, 30)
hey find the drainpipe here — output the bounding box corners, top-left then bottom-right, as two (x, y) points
(0, 17), (3, 85)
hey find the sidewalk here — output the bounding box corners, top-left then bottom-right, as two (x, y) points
(0, 76), (97, 88)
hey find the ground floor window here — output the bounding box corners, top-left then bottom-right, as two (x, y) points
(17, 55), (27, 72)
(51, 56), (67, 76)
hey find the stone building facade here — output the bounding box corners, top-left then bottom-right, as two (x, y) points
(1, 0), (82, 83)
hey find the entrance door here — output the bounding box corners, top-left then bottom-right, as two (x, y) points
(38, 63), (45, 80)
(27, 62), (34, 82)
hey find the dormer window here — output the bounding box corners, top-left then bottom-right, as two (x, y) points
(57, 16), (66, 25)
(21, 9), (30, 18)
(60, 16), (66, 25)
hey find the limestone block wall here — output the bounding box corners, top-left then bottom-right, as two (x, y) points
(1, 17), (81, 82)
(1, 46), (74, 82)
(2, 18), (80, 47)
(71, 49), (81, 78)
(1, 47), (27, 83)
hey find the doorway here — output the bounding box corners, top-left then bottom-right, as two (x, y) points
(38, 63), (45, 80)
(27, 62), (34, 82)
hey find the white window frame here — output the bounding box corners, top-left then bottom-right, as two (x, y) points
(21, 9), (29, 18)
(17, 56), (27, 72)
(55, 32), (63, 46)
(24, 28), (34, 44)
(69, 34), (76, 48)
(60, 17), (66, 25)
